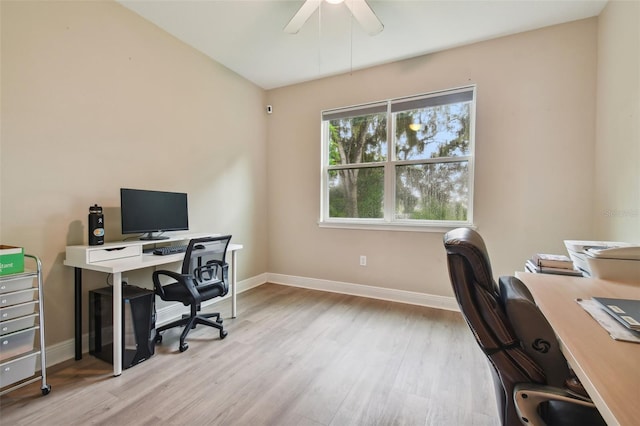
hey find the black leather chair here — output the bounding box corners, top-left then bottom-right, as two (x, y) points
(152, 235), (231, 352)
(443, 228), (606, 426)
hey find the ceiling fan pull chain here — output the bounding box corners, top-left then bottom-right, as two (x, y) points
(318, 1), (322, 75)
(350, 8), (353, 76)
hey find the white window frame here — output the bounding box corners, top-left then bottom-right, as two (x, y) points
(320, 85), (476, 232)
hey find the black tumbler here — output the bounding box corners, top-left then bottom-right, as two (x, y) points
(88, 204), (104, 245)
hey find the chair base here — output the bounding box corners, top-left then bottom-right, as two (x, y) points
(156, 312), (227, 352)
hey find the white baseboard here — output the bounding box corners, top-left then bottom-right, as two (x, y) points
(43, 272), (457, 368)
(42, 273), (268, 368)
(267, 273), (459, 312)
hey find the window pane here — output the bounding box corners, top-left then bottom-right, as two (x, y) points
(395, 162), (469, 221)
(328, 113), (387, 166)
(395, 102), (470, 161)
(328, 167), (384, 218)
(321, 86), (475, 227)
(391, 90), (473, 112)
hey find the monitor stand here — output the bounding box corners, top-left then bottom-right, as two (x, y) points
(139, 232), (169, 241)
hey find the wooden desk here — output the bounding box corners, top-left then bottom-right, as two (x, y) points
(516, 272), (640, 426)
(64, 233), (242, 377)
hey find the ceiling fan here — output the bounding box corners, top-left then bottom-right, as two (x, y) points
(284, 0), (384, 36)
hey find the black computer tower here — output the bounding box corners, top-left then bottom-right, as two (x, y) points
(89, 285), (156, 369)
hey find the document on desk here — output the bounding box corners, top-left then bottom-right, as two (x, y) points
(577, 298), (640, 343)
(592, 297), (640, 330)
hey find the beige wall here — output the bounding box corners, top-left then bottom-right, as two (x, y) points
(0, 1), (268, 345)
(2, 0), (637, 357)
(595, 0), (640, 242)
(266, 19), (599, 297)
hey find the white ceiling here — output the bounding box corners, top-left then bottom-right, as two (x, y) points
(118, 0), (607, 90)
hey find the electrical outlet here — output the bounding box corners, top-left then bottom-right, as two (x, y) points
(359, 255), (367, 266)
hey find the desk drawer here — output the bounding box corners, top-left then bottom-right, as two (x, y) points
(0, 352), (38, 388)
(1, 314), (38, 336)
(0, 327), (37, 362)
(0, 276), (35, 294)
(88, 246), (141, 263)
(0, 301), (38, 322)
(0, 289), (37, 308)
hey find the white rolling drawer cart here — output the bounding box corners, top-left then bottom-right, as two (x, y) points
(0, 254), (51, 396)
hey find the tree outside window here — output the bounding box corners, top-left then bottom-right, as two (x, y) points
(321, 86), (475, 228)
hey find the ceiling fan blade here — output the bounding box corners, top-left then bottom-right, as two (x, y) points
(284, 0), (322, 34)
(345, 0), (384, 36)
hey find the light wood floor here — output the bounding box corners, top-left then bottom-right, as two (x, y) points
(0, 283), (499, 425)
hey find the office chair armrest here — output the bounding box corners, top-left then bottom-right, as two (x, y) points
(219, 262), (229, 294)
(152, 270), (182, 299)
(514, 383), (596, 425)
(221, 262), (229, 283)
(152, 270), (202, 307)
(206, 260), (229, 282)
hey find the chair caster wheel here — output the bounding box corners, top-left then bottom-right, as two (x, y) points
(216, 318), (223, 324)
(42, 385), (51, 395)
(220, 330), (228, 339)
(155, 334), (163, 344)
(179, 343), (189, 352)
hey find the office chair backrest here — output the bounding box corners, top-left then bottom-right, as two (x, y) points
(152, 235), (232, 351)
(498, 276), (571, 389)
(182, 235), (232, 289)
(444, 228), (549, 425)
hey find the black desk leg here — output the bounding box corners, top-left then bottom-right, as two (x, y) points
(74, 267), (82, 360)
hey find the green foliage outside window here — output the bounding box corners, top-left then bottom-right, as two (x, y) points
(324, 88), (474, 224)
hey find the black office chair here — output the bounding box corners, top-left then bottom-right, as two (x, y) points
(152, 235), (231, 352)
(443, 228), (606, 426)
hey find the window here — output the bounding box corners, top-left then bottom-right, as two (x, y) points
(321, 86), (475, 230)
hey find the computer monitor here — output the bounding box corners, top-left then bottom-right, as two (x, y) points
(120, 188), (189, 240)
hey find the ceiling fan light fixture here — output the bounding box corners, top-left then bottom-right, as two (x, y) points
(284, 0), (383, 36)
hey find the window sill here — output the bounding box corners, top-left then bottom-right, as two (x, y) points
(318, 220), (475, 233)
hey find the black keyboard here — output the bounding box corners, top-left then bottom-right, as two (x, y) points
(153, 245), (188, 256)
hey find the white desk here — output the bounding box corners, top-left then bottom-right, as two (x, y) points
(64, 233), (243, 376)
(516, 272), (640, 426)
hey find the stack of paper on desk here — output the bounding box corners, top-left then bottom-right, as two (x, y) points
(525, 253), (582, 276)
(577, 299), (640, 343)
(592, 297), (640, 331)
